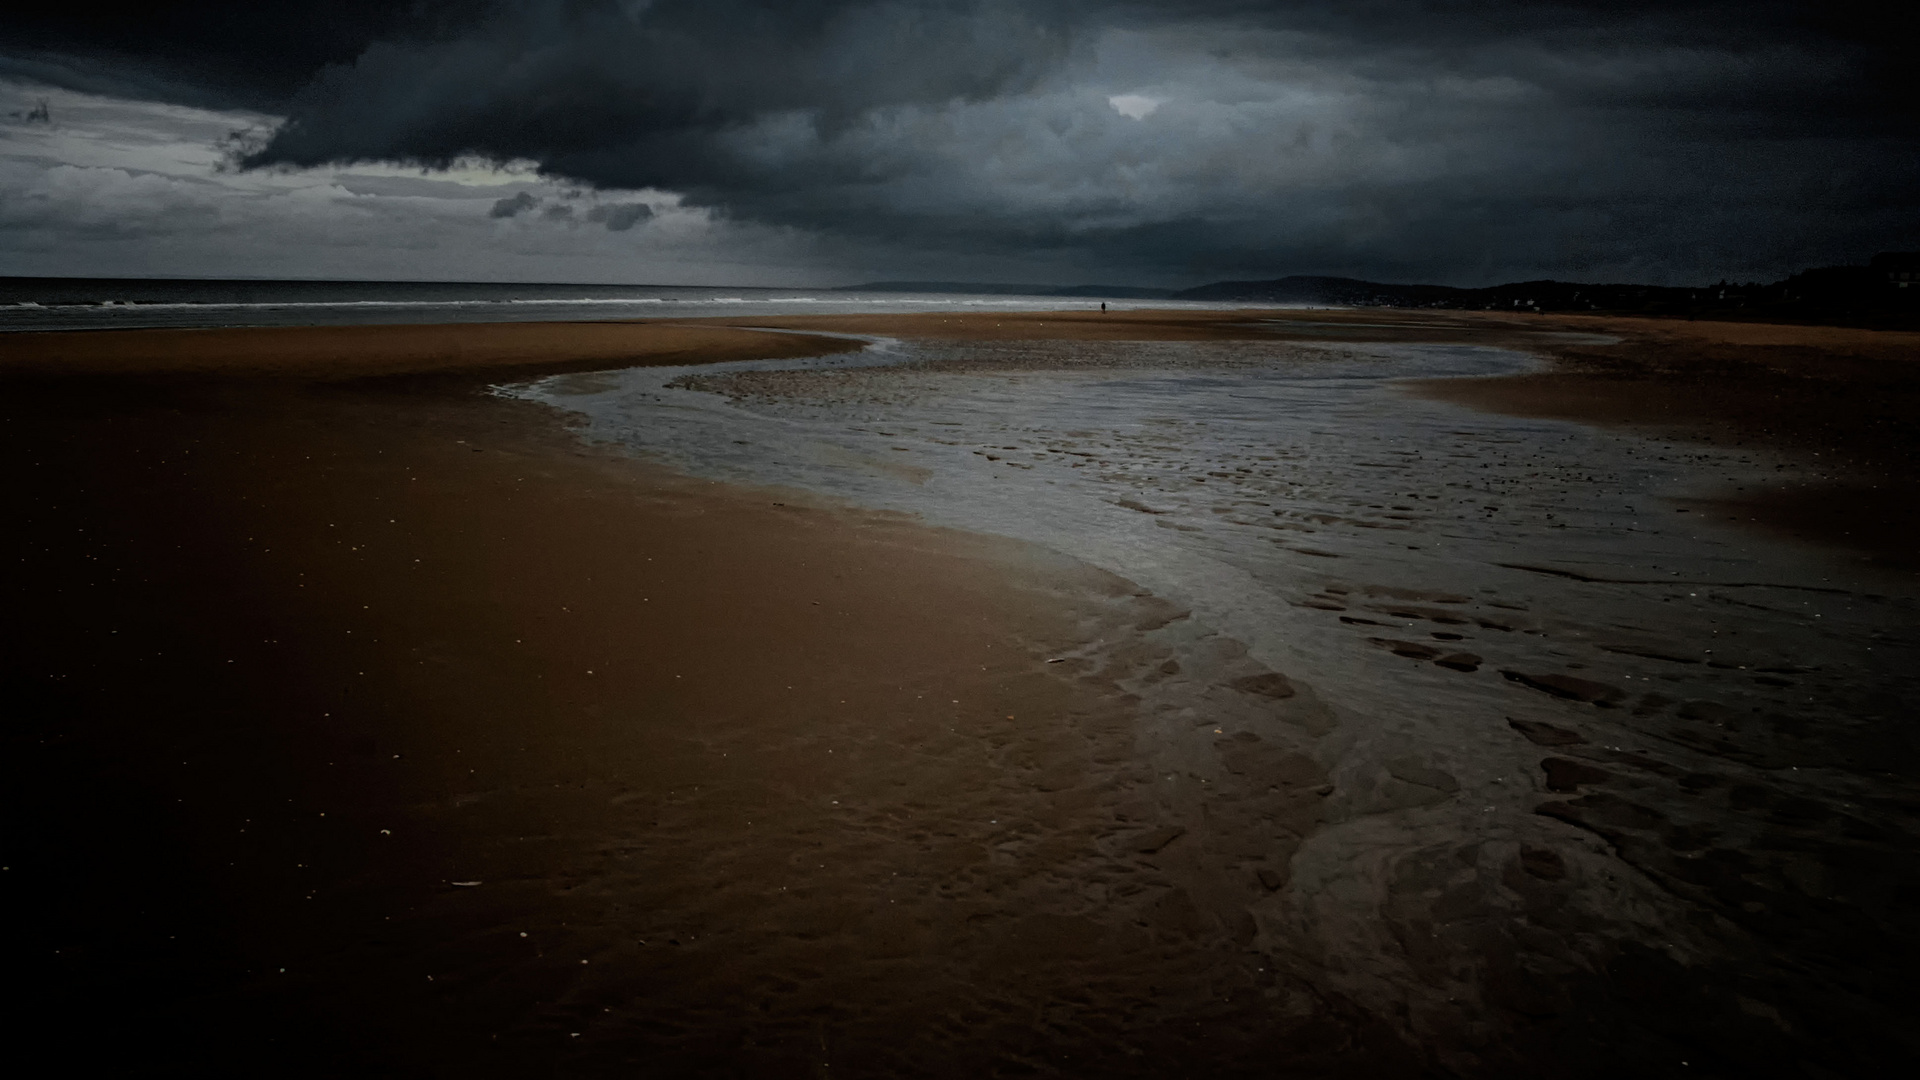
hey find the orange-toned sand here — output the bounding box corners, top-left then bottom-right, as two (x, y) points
(6, 309), (1912, 1075)
(0, 319), (858, 379)
(1402, 312), (1920, 568)
(0, 317), (1394, 1076)
(728, 309), (1920, 568)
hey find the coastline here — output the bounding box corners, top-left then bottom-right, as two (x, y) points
(716, 307), (1920, 572)
(5, 309), (1916, 1076)
(0, 319), (861, 379)
(1, 314), (1391, 1075)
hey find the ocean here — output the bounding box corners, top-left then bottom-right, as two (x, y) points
(0, 278), (1229, 332)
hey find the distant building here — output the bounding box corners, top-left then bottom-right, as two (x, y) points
(1871, 252), (1920, 288)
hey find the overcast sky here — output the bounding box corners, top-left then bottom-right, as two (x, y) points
(2, 2), (1913, 287)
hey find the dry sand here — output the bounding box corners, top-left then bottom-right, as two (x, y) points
(3, 311), (1916, 1078)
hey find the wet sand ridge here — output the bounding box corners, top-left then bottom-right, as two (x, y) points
(526, 309), (1920, 1078)
(0, 319), (860, 379)
(1, 317), (1410, 1076)
(4, 310), (1917, 1078)
(1399, 311), (1920, 569)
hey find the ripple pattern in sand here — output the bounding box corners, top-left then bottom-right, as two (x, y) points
(510, 336), (1920, 1075)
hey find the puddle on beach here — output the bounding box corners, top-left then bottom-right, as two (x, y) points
(507, 336), (1920, 1070)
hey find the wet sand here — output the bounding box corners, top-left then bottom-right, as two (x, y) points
(1404, 312), (1920, 569)
(2, 319), (1398, 1077)
(4, 312), (1917, 1078)
(0, 319), (860, 378)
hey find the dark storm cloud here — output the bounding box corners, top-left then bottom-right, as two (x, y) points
(488, 190), (538, 218)
(588, 202), (654, 232)
(5, 2), (1915, 283)
(0, 2), (480, 107)
(247, 2), (1075, 168)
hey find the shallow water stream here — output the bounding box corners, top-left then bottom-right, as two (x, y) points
(508, 336), (1920, 1073)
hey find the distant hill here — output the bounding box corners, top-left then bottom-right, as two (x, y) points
(1171, 258), (1919, 328)
(1170, 275), (1708, 312)
(841, 281), (1175, 299)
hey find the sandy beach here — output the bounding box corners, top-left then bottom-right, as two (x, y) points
(4, 310), (1916, 1078)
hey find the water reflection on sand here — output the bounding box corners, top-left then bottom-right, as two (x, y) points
(510, 336), (1919, 1070)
